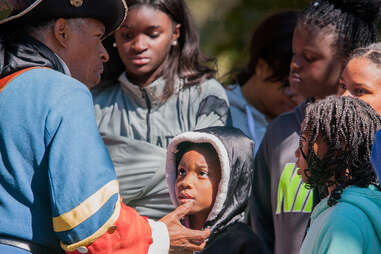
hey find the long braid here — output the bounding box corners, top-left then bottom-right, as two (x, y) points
(301, 96), (381, 206)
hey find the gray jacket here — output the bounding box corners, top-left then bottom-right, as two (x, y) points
(92, 73), (230, 219)
(250, 101), (314, 254)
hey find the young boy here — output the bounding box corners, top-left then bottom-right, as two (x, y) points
(165, 126), (263, 254)
(295, 96), (381, 254)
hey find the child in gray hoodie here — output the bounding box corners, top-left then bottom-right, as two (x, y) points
(166, 127), (263, 254)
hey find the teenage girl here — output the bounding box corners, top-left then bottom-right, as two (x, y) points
(341, 42), (381, 115)
(250, 1), (381, 253)
(92, 0), (230, 220)
(296, 96), (381, 254)
(341, 43), (381, 187)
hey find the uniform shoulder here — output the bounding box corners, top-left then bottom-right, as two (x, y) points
(16, 68), (90, 98)
(28, 68), (83, 85)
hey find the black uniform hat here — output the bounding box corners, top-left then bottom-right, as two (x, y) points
(0, 0), (127, 37)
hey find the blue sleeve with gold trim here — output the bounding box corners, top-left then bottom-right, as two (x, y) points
(44, 83), (120, 251)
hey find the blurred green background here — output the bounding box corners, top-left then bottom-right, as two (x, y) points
(185, 0), (311, 81)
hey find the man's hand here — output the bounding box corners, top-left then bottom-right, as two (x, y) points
(160, 201), (210, 252)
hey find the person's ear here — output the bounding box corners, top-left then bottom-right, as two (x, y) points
(53, 18), (71, 48)
(172, 24), (181, 46)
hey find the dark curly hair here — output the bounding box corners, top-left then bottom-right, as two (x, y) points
(298, 0), (381, 62)
(300, 96), (381, 206)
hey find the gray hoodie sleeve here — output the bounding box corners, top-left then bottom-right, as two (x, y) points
(194, 79), (231, 129)
(250, 130), (274, 254)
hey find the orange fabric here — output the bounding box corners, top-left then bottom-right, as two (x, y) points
(67, 202), (152, 254)
(0, 67), (43, 93)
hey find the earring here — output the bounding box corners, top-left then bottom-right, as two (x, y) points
(172, 40), (178, 46)
(113, 42), (117, 48)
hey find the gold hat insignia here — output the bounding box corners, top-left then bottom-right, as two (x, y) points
(70, 0), (83, 7)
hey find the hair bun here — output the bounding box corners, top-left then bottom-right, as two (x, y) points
(327, 0), (381, 23)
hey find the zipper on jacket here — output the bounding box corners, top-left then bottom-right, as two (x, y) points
(142, 89), (151, 143)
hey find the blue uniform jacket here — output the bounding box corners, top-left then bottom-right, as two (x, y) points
(0, 68), (120, 251)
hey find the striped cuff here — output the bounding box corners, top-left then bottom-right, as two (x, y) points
(52, 180), (121, 251)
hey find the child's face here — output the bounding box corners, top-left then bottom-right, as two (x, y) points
(114, 5), (180, 84)
(290, 25), (343, 99)
(175, 146), (221, 218)
(342, 57), (381, 115)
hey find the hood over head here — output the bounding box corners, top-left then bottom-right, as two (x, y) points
(166, 126), (255, 234)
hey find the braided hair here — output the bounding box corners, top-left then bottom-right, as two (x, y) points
(348, 42), (381, 66)
(300, 96), (381, 206)
(298, 0), (381, 61)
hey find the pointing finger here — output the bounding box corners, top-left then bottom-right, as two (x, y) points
(173, 200), (195, 219)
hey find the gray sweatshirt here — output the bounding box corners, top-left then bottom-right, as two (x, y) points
(92, 73), (230, 219)
(250, 101), (314, 254)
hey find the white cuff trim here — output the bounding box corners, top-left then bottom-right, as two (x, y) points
(147, 219), (169, 254)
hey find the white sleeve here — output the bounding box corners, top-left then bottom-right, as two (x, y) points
(147, 219), (170, 254)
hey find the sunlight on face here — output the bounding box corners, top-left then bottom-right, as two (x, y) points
(114, 6), (179, 85)
(342, 57), (381, 115)
(175, 146), (221, 220)
(65, 18), (109, 88)
(290, 25), (343, 98)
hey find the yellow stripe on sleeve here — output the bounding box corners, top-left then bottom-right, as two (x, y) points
(53, 180), (119, 232)
(60, 195), (122, 252)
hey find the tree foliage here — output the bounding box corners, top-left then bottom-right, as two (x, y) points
(186, 0), (310, 79)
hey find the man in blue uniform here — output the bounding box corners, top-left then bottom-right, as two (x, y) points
(0, 0), (209, 253)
